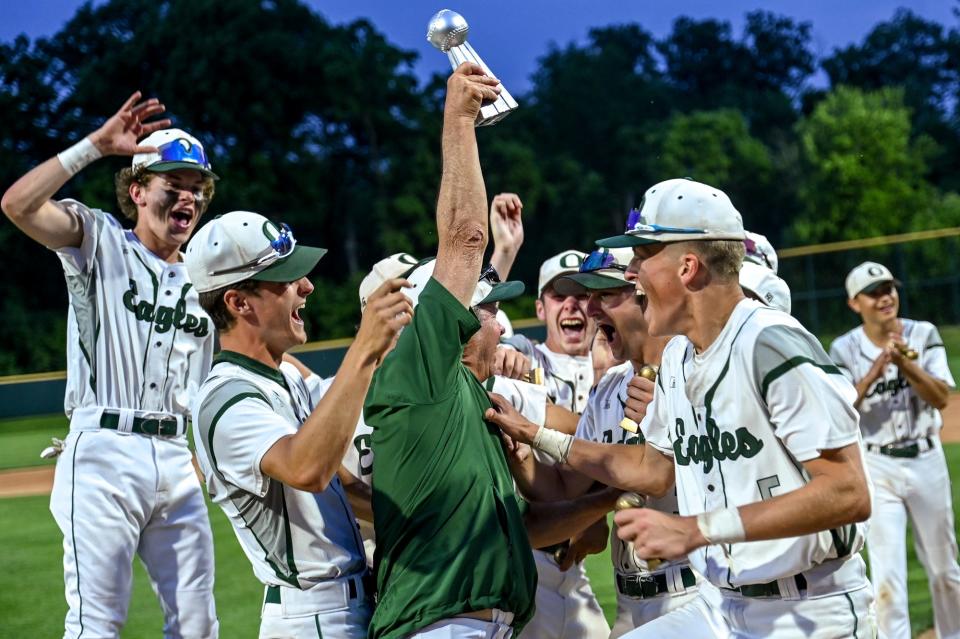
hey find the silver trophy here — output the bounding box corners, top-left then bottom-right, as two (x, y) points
(427, 9), (518, 126)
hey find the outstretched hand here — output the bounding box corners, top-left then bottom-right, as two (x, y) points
(485, 392), (539, 445)
(88, 91), (172, 157)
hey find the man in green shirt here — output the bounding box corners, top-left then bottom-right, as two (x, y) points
(362, 63), (541, 639)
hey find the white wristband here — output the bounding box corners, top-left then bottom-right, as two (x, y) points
(696, 507), (746, 545)
(532, 424), (574, 464)
(57, 137), (103, 177)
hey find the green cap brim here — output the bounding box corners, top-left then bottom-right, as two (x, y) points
(479, 280), (525, 305)
(147, 161), (219, 180)
(857, 278), (902, 296)
(553, 272), (633, 296)
(595, 233), (660, 248)
(250, 245), (327, 283)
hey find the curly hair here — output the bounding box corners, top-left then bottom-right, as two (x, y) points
(114, 166), (216, 222)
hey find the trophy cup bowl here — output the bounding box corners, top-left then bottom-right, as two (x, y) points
(426, 9), (518, 126)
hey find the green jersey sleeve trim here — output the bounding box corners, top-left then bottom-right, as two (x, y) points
(755, 325), (843, 402)
(760, 357), (842, 400)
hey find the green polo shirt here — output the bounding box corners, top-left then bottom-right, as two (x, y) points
(363, 277), (537, 639)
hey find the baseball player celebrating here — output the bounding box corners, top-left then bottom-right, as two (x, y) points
(830, 262), (960, 639)
(510, 246), (724, 637)
(501, 249), (611, 639)
(1, 94), (219, 637)
(487, 178), (877, 637)
(186, 211), (410, 638)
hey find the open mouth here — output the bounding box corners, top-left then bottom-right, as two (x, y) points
(559, 317), (585, 339)
(169, 209), (193, 232)
(292, 303), (305, 325)
(598, 322), (616, 343)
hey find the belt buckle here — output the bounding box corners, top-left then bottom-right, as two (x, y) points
(150, 417), (178, 436)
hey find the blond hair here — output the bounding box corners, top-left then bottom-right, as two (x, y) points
(677, 240), (745, 281)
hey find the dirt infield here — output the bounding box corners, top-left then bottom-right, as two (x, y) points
(3, 396), (960, 499)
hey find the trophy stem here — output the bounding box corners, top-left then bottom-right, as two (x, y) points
(444, 43), (518, 126)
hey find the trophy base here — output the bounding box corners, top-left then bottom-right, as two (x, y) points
(447, 43), (518, 127)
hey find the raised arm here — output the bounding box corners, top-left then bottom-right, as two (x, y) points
(432, 63), (502, 307)
(1, 91), (169, 249)
(486, 392), (676, 498)
(489, 192), (524, 279)
(260, 279), (412, 491)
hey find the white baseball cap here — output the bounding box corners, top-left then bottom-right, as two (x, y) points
(744, 231), (778, 273)
(402, 259), (525, 309)
(358, 252), (420, 312)
(740, 262), (791, 314)
(597, 178), (745, 248)
(538, 250), (587, 296)
(553, 248), (634, 296)
(185, 211), (327, 293)
(132, 128), (218, 179)
(845, 261), (900, 299)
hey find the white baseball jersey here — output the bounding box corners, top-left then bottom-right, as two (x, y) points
(829, 320), (956, 445)
(505, 335), (594, 414)
(57, 199), (212, 427)
(644, 299), (869, 590)
(831, 321), (960, 639)
(576, 362), (690, 577)
(192, 352), (367, 588)
(50, 199), (217, 638)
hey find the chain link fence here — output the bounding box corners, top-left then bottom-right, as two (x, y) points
(779, 230), (960, 338)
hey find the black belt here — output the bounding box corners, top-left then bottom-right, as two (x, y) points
(265, 574), (371, 604)
(723, 573), (807, 598)
(99, 411), (182, 437)
(866, 436), (934, 459)
(616, 567), (697, 599)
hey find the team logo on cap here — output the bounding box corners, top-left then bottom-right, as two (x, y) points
(558, 252), (584, 268)
(868, 266), (883, 276)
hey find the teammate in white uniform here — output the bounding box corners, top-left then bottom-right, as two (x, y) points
(501, 250), (610, 639)
(1, 95), (219, 638)
(830, 262), (960, 639)
(187, 211), (410, 638)
(510, 246), (713, 637)
(487, 178), (877, 638)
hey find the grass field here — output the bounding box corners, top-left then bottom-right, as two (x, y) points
(1, 415), (958, 636)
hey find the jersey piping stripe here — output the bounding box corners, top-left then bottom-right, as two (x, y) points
(206, 391), (270, 476)
(759, 357), (841, 401)
(71, 433), (85, 638)
(130, 249), (160, 406)
(159, 282), (193, 402)
(203, 384), (300, 587)
(314, 614), (323, 637)
(280, 487), (301, 586)
(843, 591), (858, 637)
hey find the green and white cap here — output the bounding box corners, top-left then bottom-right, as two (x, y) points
(133, 128), (218, 179)
(597, 178), (745, 248)
(538, 250), (587, 296)
(845, 261), (900, 299)
(358, 252), (420, 312)
(553, 248), (634, 296)
(403, 259), (524, 309)
(185, 211), (326, 293)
